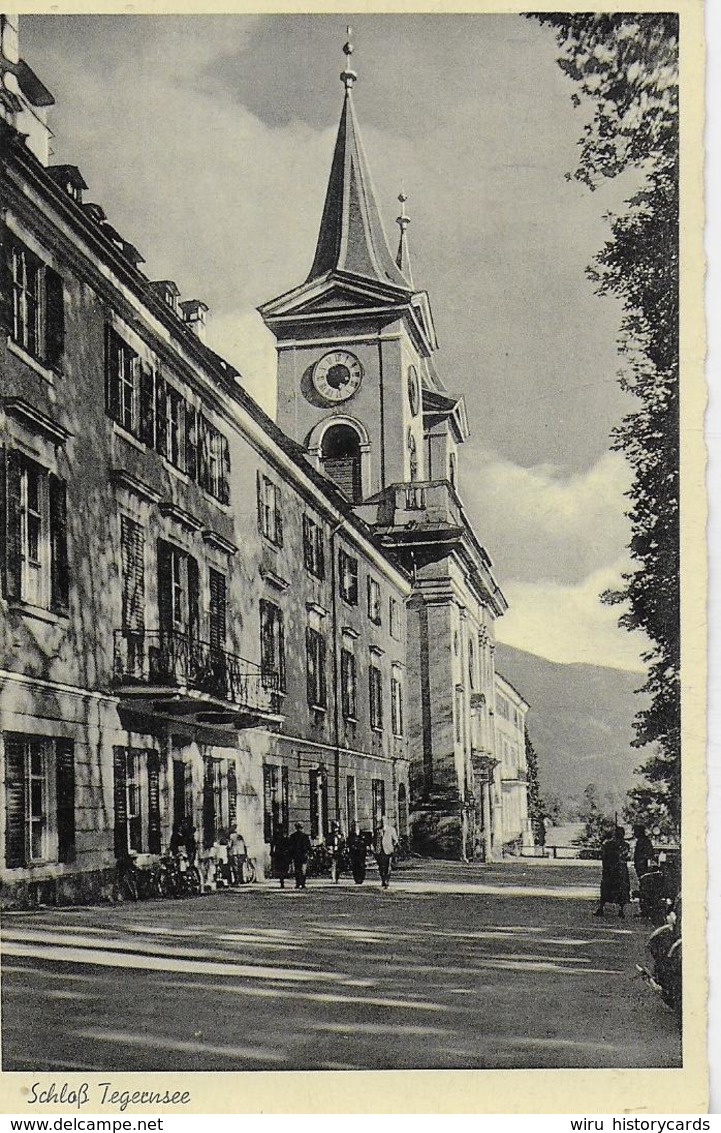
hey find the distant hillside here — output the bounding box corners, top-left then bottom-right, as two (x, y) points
(495, 644), (648, 815)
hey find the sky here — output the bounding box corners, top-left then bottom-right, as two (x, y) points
(22, 13), (651, 673)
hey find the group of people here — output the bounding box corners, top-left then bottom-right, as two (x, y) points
(169, 818), (249, 886)
(594, 824), (656, 918)
(270, 815), (400, 891)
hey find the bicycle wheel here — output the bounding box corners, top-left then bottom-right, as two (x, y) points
(186, 866), (202, 896)
(119, 871), (138, 902)
(242, 859), (256, 884)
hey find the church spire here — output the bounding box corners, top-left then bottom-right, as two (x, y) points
(305, 28), (410, 290)
(395, 191), (414, 287)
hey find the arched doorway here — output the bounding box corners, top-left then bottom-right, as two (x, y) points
(321, 423), (362, 502)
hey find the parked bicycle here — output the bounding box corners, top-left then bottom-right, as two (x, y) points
(162, 849), (202, 898)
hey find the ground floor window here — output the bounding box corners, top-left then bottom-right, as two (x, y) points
(371, 777), (386, 831)
(309, 768), (329, 841)
(3, 734), (75, 868)
(113, 747), (160, 857)
(263, 763), (288, 845)
(346, 775), (357, 829)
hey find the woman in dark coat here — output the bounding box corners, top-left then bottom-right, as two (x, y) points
(347, 822), (367, 885)
(271, 826), (291, 889)
(594, 826), (631, 918)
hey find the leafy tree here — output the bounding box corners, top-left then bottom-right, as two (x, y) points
(524, 728), (544, 842)
(532, 14), (680, 831)
(573, 782), (614, 849)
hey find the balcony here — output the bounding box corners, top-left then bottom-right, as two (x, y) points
(113, 630), (284, 729)
(358, 480), (464, 531)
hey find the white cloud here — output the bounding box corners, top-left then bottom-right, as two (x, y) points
(463, 450), (633, 587)
(496, 558), (649, 672)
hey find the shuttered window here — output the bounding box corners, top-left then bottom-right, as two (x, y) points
(147, 751), (161, 855)
(227, 762), (238, 832)
(263, 763), (288, 845)
(10, 244), (64, 367)
(338, 550), (358, 605)
(257, 473), (283, 546)
(391, 673), (404, 737)
(105, 326), (139, 435)
(309, 769), (328, 841)
(340, 649), (357, 721)
(302, 515), (325, 579)
(114, 747), (158, 858)
(3, 735), (75, 868)
(157, 540), (199, 638)
(369, 665), (383, 731)
(1, 450), (68, 612)
(306, 627), (327, 709)
(260, 600), (285, 691)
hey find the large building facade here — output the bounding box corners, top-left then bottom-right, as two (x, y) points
(0, 18), (530, 905)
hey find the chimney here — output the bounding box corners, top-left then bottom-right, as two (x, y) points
(1, 16), (54, 165)
(179, 299), (209, 343)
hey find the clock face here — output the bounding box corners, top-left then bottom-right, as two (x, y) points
(408, 365), (420, 416)
(312, 351), (363, 403)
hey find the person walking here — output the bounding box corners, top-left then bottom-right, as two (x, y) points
(327, 819), (344, 884)
(374, 814), (399, 890)
(633, 825), (656, 884)
(347, 822), (367, 885)
(271, 826), (291, 889)
(594, 825), (631, 918)
(287, 822), (312, 890)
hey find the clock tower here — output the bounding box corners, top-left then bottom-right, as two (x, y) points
(259, 31), (509, 863)
(259, 31), (444, 503)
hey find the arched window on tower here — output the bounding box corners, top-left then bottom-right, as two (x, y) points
(321, 424), (362, 502)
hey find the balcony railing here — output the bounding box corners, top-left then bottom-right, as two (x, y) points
(113, 629), (283, 719)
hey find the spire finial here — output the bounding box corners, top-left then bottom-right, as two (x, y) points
(395, 189), (414, 285)
(341, 25), (357, 92)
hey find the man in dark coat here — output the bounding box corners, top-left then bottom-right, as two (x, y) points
(347, 822), (367, 885)
(287, 822), (312, 889)
(594, 826), (631, 918)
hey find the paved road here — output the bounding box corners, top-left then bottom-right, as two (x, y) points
(1, 859), (681, 1071)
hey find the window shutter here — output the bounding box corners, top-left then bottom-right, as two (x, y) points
(317, 530), (325, 580)
(303, 516), (312, 571)
(138, 364), (156, 448)
(113, 747), (128, 858)
(321, 774), (329, 838)
(319, 635), (327, 707)
(275, 489), (283, 547)
(49, 474), (69, 610)
(202, 757), (215, 850)
(185, 406), (198, 481)
(56, 738), (76, 864)
(281, 765), (289, 829)
(0, 224), (13, 333)
(277, 613), (286, 691)
(256, 471), (264, 535)
(306, 627), (315, 706)
(187, 555), (200, 641)
(209, 569), (226, 651)
(155, 373), (168, 457)
(147, 750), (161, 855)
(157, 540), (173, 636)
(197, 414), (209, 491)
(309, 769), (319, 840)
(105, 325), (120, 423)
(263, 764), (273, 843)
(4, 737), (26, 868)
(4, 449), (22, 601)
(220, 434), (230, 505)
(121, 516), (145, 634)
(44, 267), (65, 369)
(227, 762), (237, 832)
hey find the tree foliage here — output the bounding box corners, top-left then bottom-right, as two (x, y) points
(572, 782), (614, 849)
(524, 727), (544, 840)
(532, 14), (680, 831)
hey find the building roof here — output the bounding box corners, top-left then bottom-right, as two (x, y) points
(306, 86), (411, 291)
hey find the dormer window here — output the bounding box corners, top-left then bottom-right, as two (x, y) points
(150, 280), (181, 314)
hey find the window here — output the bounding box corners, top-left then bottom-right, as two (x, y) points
(455, 688), (464, 743)
(157, 541), (199, 639)
(121, 516), (145, 635)
(309, 768), (328, 840)
(257, 473), (283, 546)
(11, 242), (64, 368)
(306, 627), (327, 709)
(369, 664), (383, 731)
(260, 600), (285, 691)
(263, 763), (289, 844)
(367, 576), (382, 625)
(468, 636), (476, 690)
(389, 597), (401, 640)
(391, 673), (404, 737)
(339, 550), (358, 605)
(106, 326), (140, 435)
(203, 756), (226, 849)
(320, 423), (362, 502)
(340, 649), (357, 721)
(3, 735), (75, 868)
(199, 415), (230, 504)
(1, 450), (68, 611)
(496, 695), (510, 722)
(346, 775), (357, 828)
(371, 778), (386, 830)
(113, 747), (161, 857)
(302, 515), (325, 579)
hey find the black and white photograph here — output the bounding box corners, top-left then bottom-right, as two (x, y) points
(0, 2), (707, 1111)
